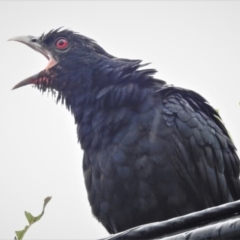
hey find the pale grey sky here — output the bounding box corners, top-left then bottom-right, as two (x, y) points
(1, 1), (240, 239)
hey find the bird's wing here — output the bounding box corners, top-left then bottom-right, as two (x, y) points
(159, 86), (240, 206)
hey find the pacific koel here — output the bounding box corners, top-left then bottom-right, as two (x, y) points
(10, 28), (240, 234)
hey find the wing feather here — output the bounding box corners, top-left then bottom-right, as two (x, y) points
(161, 87), (240, 206)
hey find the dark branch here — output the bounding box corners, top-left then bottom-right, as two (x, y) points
(101, 200), (240, 240)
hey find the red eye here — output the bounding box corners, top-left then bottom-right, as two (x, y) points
(55, 38), (69, 50)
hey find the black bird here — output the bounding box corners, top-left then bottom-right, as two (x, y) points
(10, 28), (240, 234)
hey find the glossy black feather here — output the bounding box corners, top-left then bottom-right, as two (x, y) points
(18, 29), (240, 234)
(78, 79), (240, 233)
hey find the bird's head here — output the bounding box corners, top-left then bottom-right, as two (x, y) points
(9, 28), (112, 93)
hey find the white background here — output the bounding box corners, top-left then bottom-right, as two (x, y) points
(1, 1), (240, 239)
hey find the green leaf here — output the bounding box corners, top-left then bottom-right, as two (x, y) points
(15, 196), (52, 240)
(24, 211), (34, 224)
(15, 226), (29, 240)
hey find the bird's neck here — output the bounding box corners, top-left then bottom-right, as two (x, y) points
(59, 57), (164, 150)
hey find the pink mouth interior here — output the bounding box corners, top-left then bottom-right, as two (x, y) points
(45, 56), (57, 70)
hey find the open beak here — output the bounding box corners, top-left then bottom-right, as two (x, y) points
(9, 35), (57, 90)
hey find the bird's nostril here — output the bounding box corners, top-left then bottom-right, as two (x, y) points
(31, 38), (37, 43)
